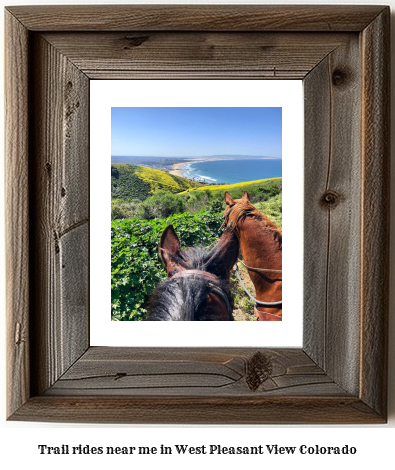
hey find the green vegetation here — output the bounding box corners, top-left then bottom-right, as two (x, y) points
(111, 198), (141, 220)
(179, 177), (281, 199)
(135, 165), (203, 193)
(255, 193), (282, 228)
(180, 178), (281, 215)
(111, 211), (224, 321)
(111, 164), (151, 201)
(111, 163), (202, 202)
(138, 190), (185, 220)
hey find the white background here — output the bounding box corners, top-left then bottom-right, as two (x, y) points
(1, 0), (394, 469)
(90, 80), (303, 347)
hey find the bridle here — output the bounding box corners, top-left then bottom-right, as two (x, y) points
(170, 269), (234, 320)
(235, 264), (282, 308)
(223, 203), (282, 317)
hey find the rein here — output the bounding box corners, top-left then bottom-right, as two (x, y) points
(238, 257), (282, 274)
(235, 264), (282, 308)
(170, 269), (234, 320)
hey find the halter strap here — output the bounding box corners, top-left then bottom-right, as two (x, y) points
(238, 258), (282, 274)
(170, 269), (234, 320)
(235, 264), (282, 308)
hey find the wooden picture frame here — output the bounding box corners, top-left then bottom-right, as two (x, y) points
(5, 5), (389, 423)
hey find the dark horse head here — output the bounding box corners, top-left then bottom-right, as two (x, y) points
(146, 225), (239, 321)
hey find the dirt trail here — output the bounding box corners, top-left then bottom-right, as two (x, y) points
(230, 263), (257, 321)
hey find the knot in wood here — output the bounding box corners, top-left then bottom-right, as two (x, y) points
(321, 190), (340, 207)
(15, 322), (22, 345)
(332, 68), (348, 87)
(114, 372), (127, 381)
(246, 351), (273, 391)
(123, 35), (149, 49)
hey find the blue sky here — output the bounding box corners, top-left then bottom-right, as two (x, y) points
(111, 107), (282, 158)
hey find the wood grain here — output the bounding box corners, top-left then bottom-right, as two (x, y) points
(304, 35), (362, 395)
(29, 35), (90, 395)
(5, 10), (30, 418)
(9, 396), (384, 424)
(5, 5), (390, 424)
(42, 32), (349, 80)
(303, 56), (332, 370)
(46, 347), (344, 397)
(360, 9), (390, 418)
(6, 5), (386, 32)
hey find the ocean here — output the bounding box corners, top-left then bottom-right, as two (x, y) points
(180, 159), (282, 185)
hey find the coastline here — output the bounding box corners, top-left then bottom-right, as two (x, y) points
(168, 157), (278, 180)
(168, 158), (223, 178)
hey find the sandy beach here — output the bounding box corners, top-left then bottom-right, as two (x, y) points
(168, 158), (220, 178)
(167, 162), (190, 177)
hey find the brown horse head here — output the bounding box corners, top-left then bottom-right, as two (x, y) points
(224, 191), (281, 239)
(223, 191), (282, 321)
(224, 189), (249, 207)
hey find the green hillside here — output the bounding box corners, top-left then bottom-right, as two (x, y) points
(111, 163), (203, 201)
(179, 177), (281, 199)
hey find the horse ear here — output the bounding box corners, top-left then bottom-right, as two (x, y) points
(224, 191), (235, 206)
(241, 190), (250, 202)
(206, 230), (239, 280)
(159, 225), (184, 276)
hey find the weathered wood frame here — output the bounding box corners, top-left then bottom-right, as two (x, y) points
(5, 5), (390, 423)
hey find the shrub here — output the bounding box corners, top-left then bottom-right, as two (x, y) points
(111, 198), (141, 221)
(137, 190), (185, 220)
(182, 190), (225, 214)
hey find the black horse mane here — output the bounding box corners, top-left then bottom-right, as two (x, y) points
(146, 245), (234, 321)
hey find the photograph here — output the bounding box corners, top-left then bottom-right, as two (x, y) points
(110, 107), (282, 321)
